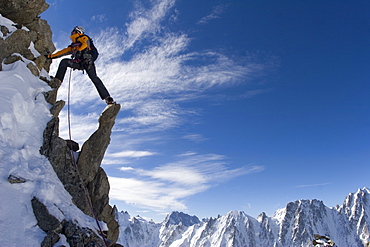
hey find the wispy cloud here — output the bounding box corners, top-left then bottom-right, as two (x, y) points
(91, 14), (107, 23)
(110, 150), (157, 158)
(182, 133), (208, 142)
(119, 167), (135, 172)
(198, 4), (228, 25)
(178, 151), (198, 157)
(125, 0), (176, 50)
(109, 177), (190, 210)
(295, 183), (331, 188)
(109, 153), (264, 211)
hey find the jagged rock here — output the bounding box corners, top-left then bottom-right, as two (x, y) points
(0, 28), (31, 62)
(7, 174), (26, 184)
(31, 197), (62, 232)
(87, 168), (110, 214)
(40, 119), (89, 217)
(48, 77), (62, 89)
(42, 87), (59, 105)
(41, 231), (60, 247)
(31, 197), (106, 247)
(26, 17), (55, 71)
(63, 220), (105, 247)
(76, 104), (121, 243)
(0, 0), (49, 25)
(27, 62), (39, 76)
(3, 54), (23, 65)
(50, 100), (65, 117)
(40, 115), (90, 214)
(87, 167), (120, 242)
(0, 10), (55, 72)
(1, 25), (9, 36)
(78, 104), (121, 184)
(40, 117), (62, 157)
(42, 78), (62, 105)
(41, 104), (121, 244)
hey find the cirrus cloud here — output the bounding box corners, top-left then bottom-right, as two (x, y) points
(109, 153), (264, 212)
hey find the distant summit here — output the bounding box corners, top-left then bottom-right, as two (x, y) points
(163, 211), (200, 227)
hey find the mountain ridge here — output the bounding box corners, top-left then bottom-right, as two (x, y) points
(116, 187), (370, 247)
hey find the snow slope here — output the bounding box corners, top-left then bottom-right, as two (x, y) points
(0, 14), (103, 247)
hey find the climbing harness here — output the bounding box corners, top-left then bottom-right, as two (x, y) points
(66, 69), (110, 247)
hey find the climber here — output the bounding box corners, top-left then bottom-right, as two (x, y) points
(46, 26), (114, 104)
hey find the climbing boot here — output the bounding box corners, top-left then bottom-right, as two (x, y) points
(105, 96), (114, 104)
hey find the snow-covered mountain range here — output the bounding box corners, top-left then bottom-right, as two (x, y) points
(116, 188), (370, 247)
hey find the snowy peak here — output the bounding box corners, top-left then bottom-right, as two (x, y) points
(338, 187), (370, 244)
(212, 210), (258, 247)
(115, 210), (132, 228)
(278, 199), (328, 226)
(277, 199), (331, 246)
(339, 187), (370, 219)
(116, 211), (161, 247)
(163, 211), (200, 227)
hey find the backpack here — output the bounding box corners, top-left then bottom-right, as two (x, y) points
(76, 34), (99, 62)
(87, 36), (99, 62)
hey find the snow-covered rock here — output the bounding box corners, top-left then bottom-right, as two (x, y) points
(0, 4), (120, 246)
(0, 55), (106, 247)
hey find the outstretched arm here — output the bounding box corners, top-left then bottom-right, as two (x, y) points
(47, 47), (72, 59)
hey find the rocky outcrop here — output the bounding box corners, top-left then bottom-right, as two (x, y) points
(0, 0), (49, 25)
(1, 0), (121, 245)
(0, 0), (54, 72)
(40, 77), (121, 241)
(7, 174), (27, 184)
(78, 105), (121, 184)
(32, 196), (106, 247)
(77, 104), (121, 242)
(40, 80), (121, 244)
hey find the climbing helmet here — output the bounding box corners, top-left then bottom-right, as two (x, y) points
(72, 26), (85, 34)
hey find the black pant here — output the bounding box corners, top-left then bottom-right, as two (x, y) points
(55, 58), (110, 100)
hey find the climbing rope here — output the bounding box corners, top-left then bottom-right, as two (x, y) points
(66, 69), (110, 247)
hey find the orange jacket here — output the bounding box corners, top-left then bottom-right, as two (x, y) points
(48, 33), (90, 59)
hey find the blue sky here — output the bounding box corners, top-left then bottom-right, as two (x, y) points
(42, 0), (370, 222)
